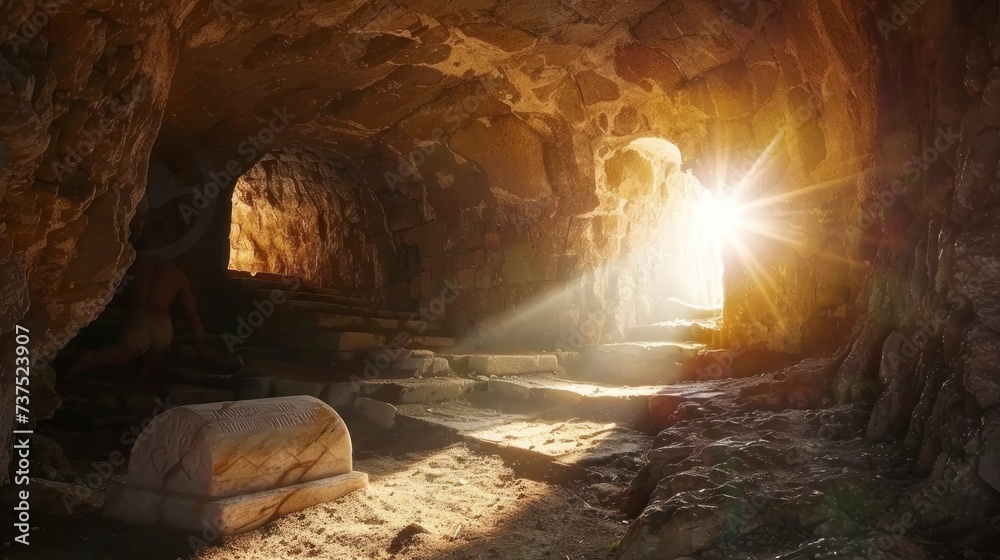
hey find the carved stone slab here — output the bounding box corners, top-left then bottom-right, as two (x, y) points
(103, 396), (367, 534)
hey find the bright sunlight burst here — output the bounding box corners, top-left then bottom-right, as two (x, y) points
(698, 190), (749, 240)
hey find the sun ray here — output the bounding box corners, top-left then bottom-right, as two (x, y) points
(746, 173), (860, 210)
(726, 236), (786, 326)
(742, 222), (806, 249)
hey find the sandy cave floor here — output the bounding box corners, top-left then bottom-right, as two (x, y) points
(7, 442), (628, 560)
(196, 445), (627, 560)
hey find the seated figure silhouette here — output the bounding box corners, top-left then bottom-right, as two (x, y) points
(64, 228), (230, 385)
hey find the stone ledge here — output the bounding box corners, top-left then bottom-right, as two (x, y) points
(468, 354), (560, 376)
(104, 471), (368, 534)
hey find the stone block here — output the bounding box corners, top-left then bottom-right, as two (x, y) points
(354, 397), (397, 429)
(398, 379), (475, 404)
(286, 331), (385, 352)
(386, 355), (452, 377)
(488, 379), (533, 399)
(450, 250), (480, 270)
(458, 268), (476, 288)
(367, 348), (433, 364)
(105, 472), (368, 535)
(538, 388), (585, 406)
(429, 236), (449, 256)
(502, 242), (536, 284)
(103, 396), (367, 534)
(408, 335), (456, 348)
(467, 354), (560, 376)
(582, 342), (701, 362)
(326, 383), (364, 408)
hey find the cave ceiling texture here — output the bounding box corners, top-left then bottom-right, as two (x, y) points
(3, 0), (1000, 558)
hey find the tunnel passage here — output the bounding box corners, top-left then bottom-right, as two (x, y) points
(227, 145), (396, 302)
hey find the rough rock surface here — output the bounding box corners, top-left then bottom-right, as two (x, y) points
(0, 0), (882, 476)
(4, 1), (1000, 558)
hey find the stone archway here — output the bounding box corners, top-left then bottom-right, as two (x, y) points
(622, 138), (728, 312)
(226, 145), (396, 302)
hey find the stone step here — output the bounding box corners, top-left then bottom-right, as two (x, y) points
(282, 330), (388, 352)
(565, 342), (704, 384)
(238, 355), (453, 383)
(441, 353), (561, 376)
(237, 375), (477, 407)
(271, 310), (444, 335)
(626, 319), (719, 344)
(484, 373), (663, 408)
(653, 297), (721, 321)
(216, 345), (338, 365)
(228, 269), (310, 285)
(267, 290), (379, 310)
(583, 341), (705, 359)
(281, 329), (461, 352)
(227, 270), (345, 297)
(362, 352), (454, 378)
(394, 396), (652, 480)
(283, 300), (410, 320)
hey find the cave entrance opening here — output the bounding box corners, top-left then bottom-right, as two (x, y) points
(627, 138), (729, 321)
(225, 146), (391, 302)
(226, 154), (315, 283)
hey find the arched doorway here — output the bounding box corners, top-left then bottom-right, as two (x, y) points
(625, 138), (740, 315)
(226, 145), (395, 301)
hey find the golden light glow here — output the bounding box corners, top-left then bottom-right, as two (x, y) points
(698, 190), (749, 241)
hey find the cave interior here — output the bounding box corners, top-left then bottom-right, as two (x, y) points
(3, 0), (1000, 558)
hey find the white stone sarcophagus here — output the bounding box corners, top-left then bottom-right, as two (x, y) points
(103, 396), (367, 534)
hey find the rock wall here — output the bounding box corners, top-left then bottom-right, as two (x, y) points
(620, 4), (1000, 553)
(830, 0), (1000, 498)
(0, 0), (186, 481)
